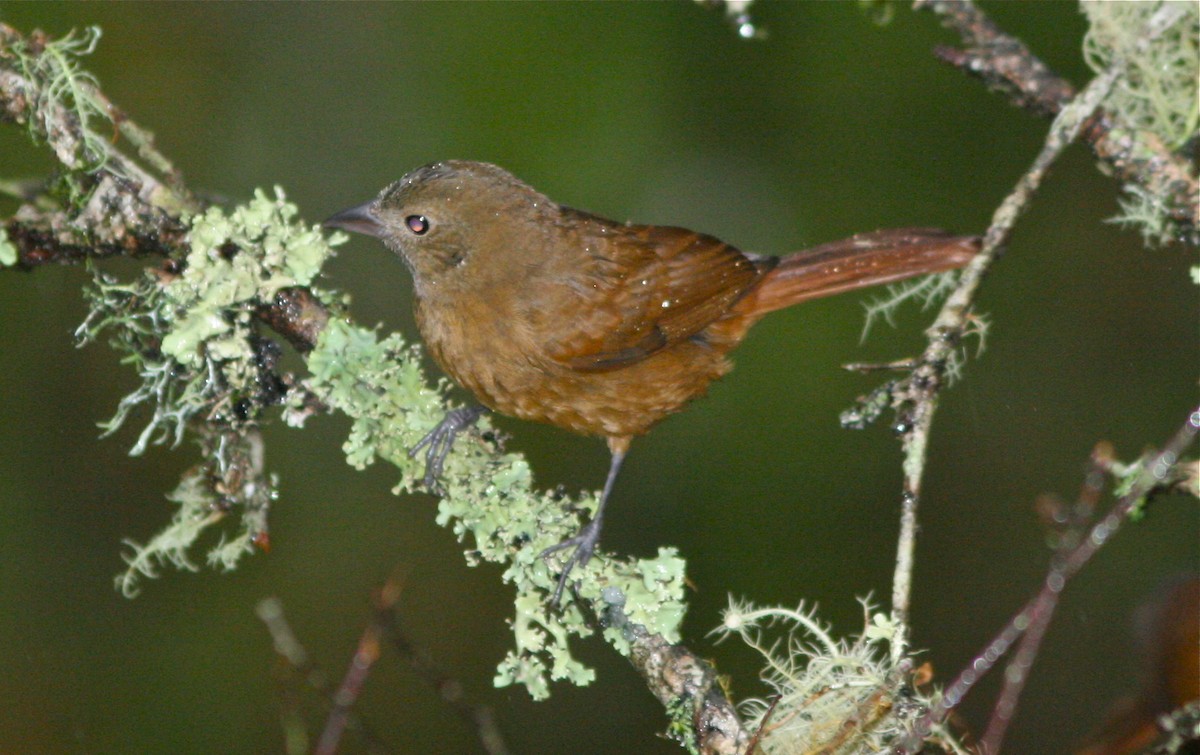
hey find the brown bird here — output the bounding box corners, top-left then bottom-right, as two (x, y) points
(325, 160), (978, 602)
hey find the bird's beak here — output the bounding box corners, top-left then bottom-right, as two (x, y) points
(323, 201), (384, 238)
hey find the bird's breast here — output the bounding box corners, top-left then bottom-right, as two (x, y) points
(416, 293), (746, 440)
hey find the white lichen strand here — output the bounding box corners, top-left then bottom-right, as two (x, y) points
(1080, 1), (1200, 246)
(860, 271), (960, 342)
(710, 597), (963, 754)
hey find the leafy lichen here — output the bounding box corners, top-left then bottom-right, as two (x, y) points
(78, 187), (336, 594)
(0, 226), (16, 266)
(304, 318), (688, 699)
(80, 187), (335, 453)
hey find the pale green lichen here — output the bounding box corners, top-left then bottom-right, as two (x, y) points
(1106, 181), (1192, 248)
(711, 598), (967, 754)
(305, 318), (688, 699)
(665, 695), (699, 753)
(78, 188), (337, 593)
(1082, 1), (1199, 151)
(0, 227), (16, 266)
(80, 187), (336, 453)
(114, 471), (217, 597)
(161, 187), (332, 366)
(114, 430), (276, 597)
(7, 25), (112, 172)
(860, 272), (960, 341)
(1081, 1), (1200, 247)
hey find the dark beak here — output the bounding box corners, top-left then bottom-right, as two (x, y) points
(323, 201), (384, 238)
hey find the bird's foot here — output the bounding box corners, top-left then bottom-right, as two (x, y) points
(408, 405), (486, 493)
(541, 517), (603, 607)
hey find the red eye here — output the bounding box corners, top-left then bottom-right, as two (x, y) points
(405, 215), (430, 235)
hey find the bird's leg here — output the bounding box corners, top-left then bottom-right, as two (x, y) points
(408, 405), (487, 492)
(541, 445), (627, 606)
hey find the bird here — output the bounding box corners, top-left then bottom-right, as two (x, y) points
(325, 160), (979, 603)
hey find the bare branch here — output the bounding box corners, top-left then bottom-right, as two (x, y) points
(371, 572), (511, 755)
(896, 404), (1200, 753)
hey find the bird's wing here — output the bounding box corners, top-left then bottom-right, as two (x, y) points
(541, 212), (774, 372)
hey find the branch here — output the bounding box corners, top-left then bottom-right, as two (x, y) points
(883, 40), (1120, 662)
(369, 573), (511, 755)
(875, 0), (1195, 662)
(0, 21), (745, 748)
(0, 25), (197, 247)
(897, 404), (1200, 753)
(256, 597), (392, 754)
(606, 590), (749, 754)
(919, 0), (1198, 245)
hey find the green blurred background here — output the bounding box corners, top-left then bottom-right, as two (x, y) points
(0, 2), (1195, 753)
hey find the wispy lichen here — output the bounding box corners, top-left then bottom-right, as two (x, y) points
(860, 272), (960, 341)
(115, 471), (217, 596)
(1081, 1), (1200, 247)
(115, 428), (275, 597)
(1106, 181), (1193, 248)
(5, 26), (111, 171)
(711, 598), (965, 754)
(77, 188), (336, 591)
(304, 318), (688, 699)
(1082, 1), (1199, 150)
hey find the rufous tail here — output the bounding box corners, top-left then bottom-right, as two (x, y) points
(735, 228), (980, 318)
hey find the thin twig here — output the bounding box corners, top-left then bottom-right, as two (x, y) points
(316, 619), (385, 755)
(977, 445), (1109, 752)
(371, 571), (511, 755)
(742, 695), (782, 755)
(256, 597), (391, 754)
(918, 0), (1197, 241)
(896, 404), (1200, 753)
(887, 56), (1119, 663)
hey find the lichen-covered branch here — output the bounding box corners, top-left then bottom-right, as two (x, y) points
(887, 61), (1120, 643)
(4, 9), (1191, 753)
(919, 0), (1199, 245)
(854, 0), (1197, 663)
(302, 319), (691, 699)
(0, 25), (197, 256)
(0, 21), (740, 747)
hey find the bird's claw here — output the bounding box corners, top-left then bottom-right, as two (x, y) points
(409, 405), (486, 493)
(541, 518), (603, 607)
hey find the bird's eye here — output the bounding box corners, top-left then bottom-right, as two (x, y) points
(405, 215), (430, 235)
